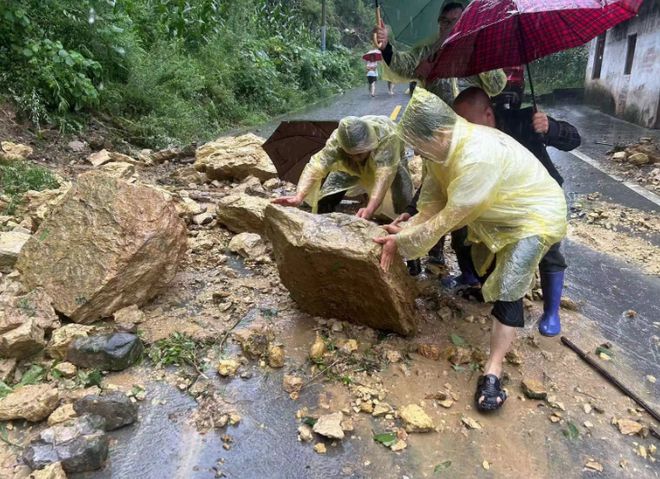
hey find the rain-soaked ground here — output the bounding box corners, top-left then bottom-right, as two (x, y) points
(7, 87), (656, 479)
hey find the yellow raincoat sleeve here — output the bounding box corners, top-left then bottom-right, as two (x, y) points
(396, 158), (501, 260)
(296, 131), (342, 209)
(369, 134), (402, 207)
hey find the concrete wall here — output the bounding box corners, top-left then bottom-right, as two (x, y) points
(585, 0), (660, 128)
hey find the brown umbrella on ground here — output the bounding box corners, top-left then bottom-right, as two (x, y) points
(261, 120), (339, 184)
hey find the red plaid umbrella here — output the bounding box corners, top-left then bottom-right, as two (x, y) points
(416, 0), (644, 105)
(362, 49), (384, 62)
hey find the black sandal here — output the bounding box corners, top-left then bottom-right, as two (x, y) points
(475, 374), (507, 412)
(458, 285), (484, 303)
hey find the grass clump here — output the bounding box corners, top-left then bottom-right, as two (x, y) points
(0, 161), (59, 215)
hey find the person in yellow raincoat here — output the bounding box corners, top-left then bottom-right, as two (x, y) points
(272, 115), (413, 221)
(373, 2), (507, 104)
(374, 88), (567, 412)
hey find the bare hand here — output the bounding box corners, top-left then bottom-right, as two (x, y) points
(356, 208), (374, 220)
(372, 23), (389, 49)
(271, 195), (302, 207)
(383, 224), (402, 234)
(392, 212), (411, 226)
(532, 112), (549, 134)
(373, 235), (398, 272)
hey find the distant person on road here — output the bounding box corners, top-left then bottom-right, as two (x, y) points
(272, 115), (413, 222)
(373, 2), (507, 104)
(366, 60), (379, 97)
(375, 88), (567, 412)
(446, 86), (581, 337)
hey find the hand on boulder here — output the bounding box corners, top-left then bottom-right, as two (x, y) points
(392, 212), (410, 226)
(271, 195), (303, 207)
(373, 234), (398, 272)
(356, 207), (374, 220)
(383, 224), (402, 234)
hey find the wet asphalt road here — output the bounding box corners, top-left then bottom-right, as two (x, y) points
(251, 87), (660, 393)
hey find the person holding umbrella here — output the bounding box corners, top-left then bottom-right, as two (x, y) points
(272, 115), (413, 222)
(363, 49), (382, 97)
(373, 2), (507, 103)
(375, 88), (567, 412)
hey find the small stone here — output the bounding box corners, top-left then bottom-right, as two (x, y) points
(1, 141), (33, 161)
(585, 460), (604, 472)
(549, 414), (561, 423)
(29, 461), (67, 479)
(217, 359), (240, 377)
(192, 212), (214, 226)
(298, 424), (313, 442)
(87, 149), (112, 167)
(228, 232), (267, 259)
(229, 413), (241, 425)
(482, 460), (490, 470)
(313, 412), (344, 439)
(584, 421), (594, 429)
(390, 440), (407, 452)
(449, 346), (472, 365)
(372, 402), (392, 417)
(461, 416), (482, 430)
(309, 335), (326, 361)
(112, 305), (145, 330)
(313, 443), (327, 454)
(98, 162), (135, 179)
(267, 345), (285, 368)
(67, 333), (143, 371)
(385, 350), (402, 363)
(74, 391), (138, 430)
(628, 152), (650, 165)
(583, 403), (592, 414)
(438, 399), (454, 409)
(339, 339), (358, 354)
(0, 230), (31, 273)
(68, 140), (87, 153)
(0, 384), (59, 422)
(612, 151), (627, 161)
(53, 362), (77, 378)
(617, 419), (643, 436)
(598, 352), (611, 361)
(400, 404), (434, 433)
(283, 375), (303, 393)
(23, 415), (108, 473)
(505, 349), (523, 365)
(417, 343), (441, 360)
(47, 404), (77, 426)
(646, 375), (656, 384)
(340, 417), (354, 432)
(360, 401), (374, 414)
(521, 378), (547, 400)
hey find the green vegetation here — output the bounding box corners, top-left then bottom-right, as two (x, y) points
(528, 47), (589, 95)
(0, 1), (372, 146)
(0, 160), (60, 215)
(0, 363), (47, 399)
(148, 332), (203, 368)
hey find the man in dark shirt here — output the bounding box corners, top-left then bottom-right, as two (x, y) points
(401, 86), (580, 337)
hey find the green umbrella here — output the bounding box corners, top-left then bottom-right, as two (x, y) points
(379, 0), (469, 47)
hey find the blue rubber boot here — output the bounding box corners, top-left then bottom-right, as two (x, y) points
(538, 271), (564, 337)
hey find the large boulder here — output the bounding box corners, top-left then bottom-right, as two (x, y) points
(67, 332), (143, 371)
(0, 384), (59, 422)
(0, 231), (31, 273)
(16, 171), (187, 324)
(264, 206), (417, 335)
(3, 288), (60, 332)
(1, 141), (33, 161)
(23, 415), (108, 473)
(46, 324), (96, 360)
(194, 134), (277, 182)
(216, 193), (269, 234)
(0, 318), (45, 359)
(74, 391), (138, 430)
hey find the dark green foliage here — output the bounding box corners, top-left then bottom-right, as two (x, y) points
(0, 0), (371, 144)
(528, 47), (589, 95)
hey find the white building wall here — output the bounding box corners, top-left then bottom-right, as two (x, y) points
(585, 0), (660, 128)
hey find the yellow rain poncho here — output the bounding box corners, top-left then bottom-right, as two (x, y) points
(387, 40), (507, 103)
(296, 116), (413, 220)
(396, 89), (567, 302)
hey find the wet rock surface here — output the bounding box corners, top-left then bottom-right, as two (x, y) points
(194, 134), (277, 182)
(23, 415), (109, 473)
(17, 171), (187, 324)
(74, 391), (138, 430)
(216, 193), (269, 234)
(265, 205), (417, 335)
(66, 333), (143, 371)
